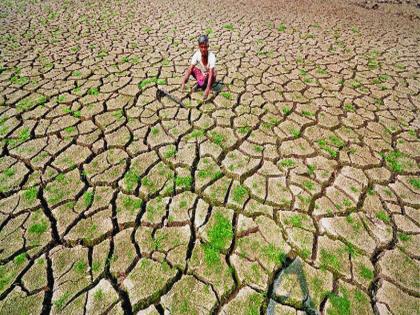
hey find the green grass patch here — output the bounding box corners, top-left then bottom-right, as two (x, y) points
(163, 146), (176, 158)
(122, 196), (142, 214)
(124, 170), (140, 191)
(54, 291), (70, 311)
(87, 87), (99, 96)
(138, 77), (166, 89)
(203, 212), (233, 268)
(303, 180), (315, 191)
(238, 125), (251, 135)
(320, 249), (341, 272)
(232, 185), (248, 203)
(189, 129), (205, 139)
(287, 214), (303, 228)
(327, 291), (351, 315)
(223, 23), (234, 31)
(221, 91), (232, 100)
(28, 220), (48, 234)
(408, 178), (420, 190)
(23, 186), (38, 202)
(14, 253), (26, 266)
(279, 159), (295, 168)
(74, 260), (87, 274)
(175, 175), (192, 190)
(290, 128), (301, 139)
(150, 127), (159, 136)
(209, 132), (224, 146)
(318, 139), (338, 158)
(282, 106), (292, 116)
(3, 167), (15, 177)
(307, 164), (316, 175)
(398, 232), (411, 242)
(376, 210), (390, 223)
(344, 103), (355, 112)
(277, 23), (286, 32)
(383, 150), (404, 173)
(262, 244), (286, 265)
(83, 191), (94, 208)
(359, 265), (374, 280)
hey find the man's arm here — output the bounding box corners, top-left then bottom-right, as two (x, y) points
(181, 64), (195, 91)
(204, 67), (214, 99)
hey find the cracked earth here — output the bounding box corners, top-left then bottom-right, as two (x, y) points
(0, 0), (419, 314)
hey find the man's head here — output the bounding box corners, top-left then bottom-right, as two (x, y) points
(198, 34), (209, 56)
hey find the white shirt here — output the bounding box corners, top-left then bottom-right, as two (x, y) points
(191, 50), (216, 74)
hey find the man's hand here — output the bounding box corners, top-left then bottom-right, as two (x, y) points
(204, 88), (210, 100)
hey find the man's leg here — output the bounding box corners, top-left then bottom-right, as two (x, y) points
(191, 66), (207, 88)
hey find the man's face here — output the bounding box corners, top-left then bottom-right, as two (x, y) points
(199, 43), (208, 56)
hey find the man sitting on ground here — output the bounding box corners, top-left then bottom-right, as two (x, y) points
(181, 34), (217, 100)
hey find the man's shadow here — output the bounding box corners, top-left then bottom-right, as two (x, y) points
(267, 258), (320, 315)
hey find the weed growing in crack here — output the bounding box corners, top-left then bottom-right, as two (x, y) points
(279, 159), (295, 169)
(232, 185), (248, 203)
(307, 164), (316, 175)
(209, 132), (224, 146)
(74, 260), (87, 274)
(188, 129), (205, 140)
(277, 23), (286, 32)
(122, 196), (142, 215)
(326, 290), (351, 315)
(254, 145), (263, 153)
(320, 249), (341, 272)
(409, 178), (420, 190)
(303, 180), (315, 191)
(344, 103), (355, 112)
(83, 191), (94, 208)
(318, 139), (338, 158)
(290, 128), (301, 139)
(138, 77), (166, 89)
(220, 91), (232, 100)
(282, 106), (291, 116)
(150, 127), (159, 136)
(302, 110), (315, 117)
(376, 210), (390, 224)
(3, 167), (15, 177)
(203, 212), (233, 268)
(175, 175), (192, 190)
(286, 214), (303, 228)
(359, 265), (374, 280)
(94, 289), (104, 301)
(382, 150), (404, 173)
(14, 253), (26, 266)
(23, 186), (38, 203)
(54, 291), (70, 311)
(223, 23), (234, 31)
(163, 146), (176, 158)
(262, 244), (286, 265)
(10, 69), (29, 86)
(97, 49), (108, 58)
(238, 125), (251, 135)
(398, 232), (411, 242)
(28, 219), (48, 234)
(88, 87), (99, 96)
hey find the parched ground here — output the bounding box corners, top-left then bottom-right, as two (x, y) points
(0, 0), (419, 314)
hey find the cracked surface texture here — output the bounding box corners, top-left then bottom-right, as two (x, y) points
(0, 0), (419, 314)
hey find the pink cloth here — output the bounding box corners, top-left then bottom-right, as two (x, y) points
(191, 66), (208, 87)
